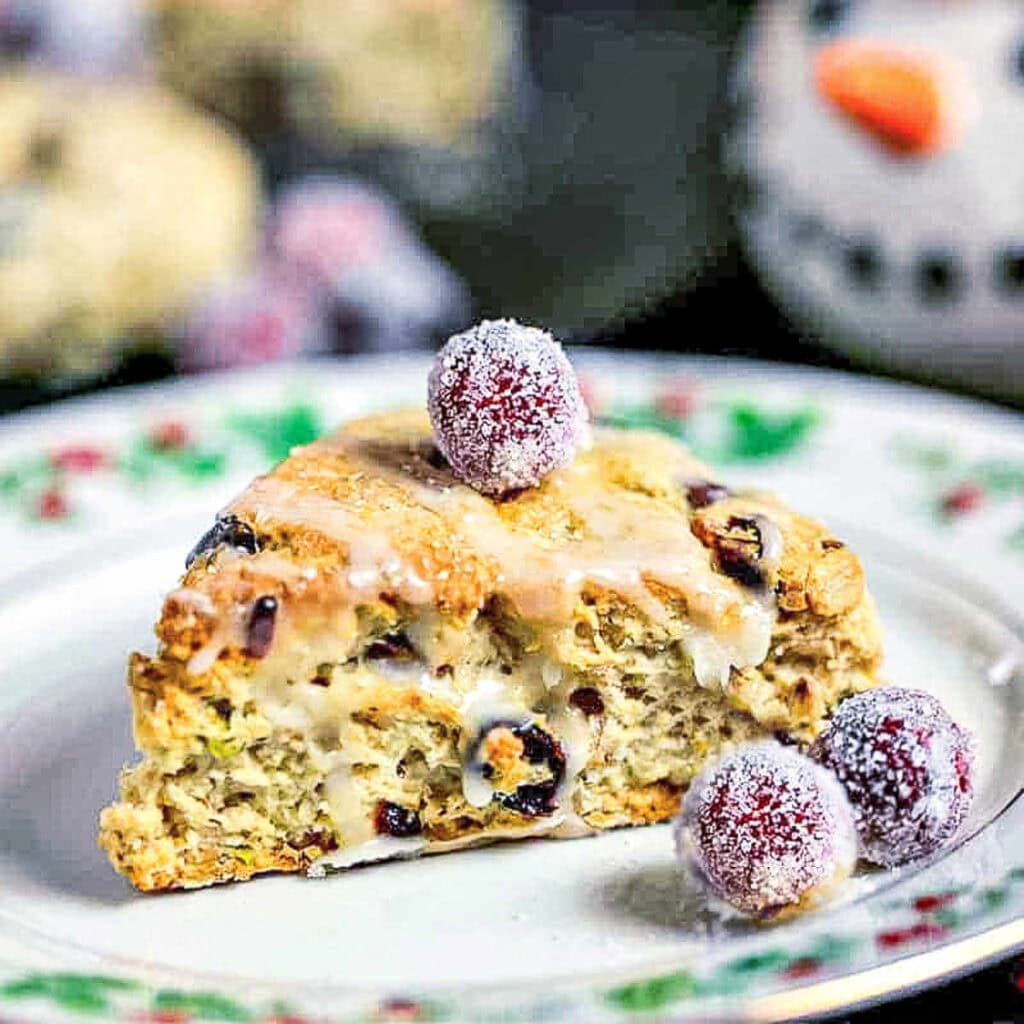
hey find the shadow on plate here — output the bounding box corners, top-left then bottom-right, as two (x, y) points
(0, 695), (136, 905)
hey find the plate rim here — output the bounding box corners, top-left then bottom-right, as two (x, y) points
(3, 353), (1024, 1021)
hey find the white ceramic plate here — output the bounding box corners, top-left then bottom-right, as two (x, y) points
(2, 354), (1024, 1023)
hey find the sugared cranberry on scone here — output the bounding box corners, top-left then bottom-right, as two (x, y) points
(676, 742), (856, 918)
(427, 319), (589, 497)
(810, 688), (974, 868)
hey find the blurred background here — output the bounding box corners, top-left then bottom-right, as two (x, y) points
(3, 0), (1021, 414)
(3, 4), (1024, 1015)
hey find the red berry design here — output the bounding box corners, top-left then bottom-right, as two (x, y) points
(49, 444), (107, 472)
(941, 482), (984, 517)
(149, 421), (191, 451)
(37, 488), (70, 520)
(676, 742), (856, 917)
(809, 688), (974, 868)
(655, 375), (699, 420)
(427, 320), (588, 496)
(876, 920), (949, 949)
(913, 892), (957, 914)
(783, 957), (822, 980)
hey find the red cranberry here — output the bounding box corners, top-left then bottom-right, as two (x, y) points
(245, 596), (278, 659)
(676, 742), (856, 917)
(712, 516), (771, 589)
(269, 180), (384, 294)
(186, 514), (259, 568)
(373, 801), (422, 838)
(569, 687), (605, 716)
(470, 720), (567, 817)
(685, 481), (730, 509)
(809, 688), (974, 867)
(427, 319), (589, 497)
(365, 632), (417, 662)
(179, 272), (322, 372)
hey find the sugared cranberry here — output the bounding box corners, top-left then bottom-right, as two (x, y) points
(569, 687), (605, 716)
(269, 180), (384, 294)
(809, 688), (974, 868)
(373, 801), (422, 838)
(685, 481), (730, 509)
(186, 514), (260, 568)
(245, 596), (278, 659)
(179, 272), (323, 373)
(427, 319), (589, 497)
(676, 742), (856, 917)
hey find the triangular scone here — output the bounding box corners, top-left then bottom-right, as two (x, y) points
(99, 409), (882, 891)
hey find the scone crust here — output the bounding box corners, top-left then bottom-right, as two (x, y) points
(100, 410), (882, 891)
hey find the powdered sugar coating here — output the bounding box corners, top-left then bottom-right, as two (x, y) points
(676, 741), (856, 918)
(427, 319), (589, 496)
(809, 687), (974, 868)
(179, 272), (324, 372)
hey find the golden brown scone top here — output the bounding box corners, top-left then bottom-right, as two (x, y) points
(161, 408), (866, 673)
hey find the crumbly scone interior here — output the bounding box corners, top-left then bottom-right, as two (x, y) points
(99, 410), (882, 891)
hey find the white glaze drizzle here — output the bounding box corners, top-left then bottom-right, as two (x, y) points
(185, 422), (781, 864)
(220, 430), (776, 690)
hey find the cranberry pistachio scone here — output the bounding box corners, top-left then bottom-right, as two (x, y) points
(99, 324), (882, 892)
(0, 72), (259, 380)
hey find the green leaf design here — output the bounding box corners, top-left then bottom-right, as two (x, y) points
(605, 970), (697, 1012)
(599, 404), (689, 440)
(168, 448), (227, 481)
(891, 437), (955, 472)
(806, 934), (859, 963)
(227, 403), (323, 465)
(724, 949), (792, 975)
(152, 989), (252, 1021)
(931, 908), (962, 929)
(120, 440), (227, 485)
(0, 456), (54, 498)
(719, 403), (820, 461)
(979, 887), (1010, 911)
(971, 460), (1024, 496)
(0, 973), (138, 1014)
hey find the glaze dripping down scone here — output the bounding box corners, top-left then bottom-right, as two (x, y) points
(99, 409), (882, 891)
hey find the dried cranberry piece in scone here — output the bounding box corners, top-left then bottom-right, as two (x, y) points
(373, 801), (422, 838)
(676, 742), (856, 918)
(186, 514), (260, 568)
(469, 719), (567, 817)
(427, 319), (589, 497)
(810, 687), (974, 867)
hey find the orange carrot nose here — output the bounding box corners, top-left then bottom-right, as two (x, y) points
(816, 41), (958, 157)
